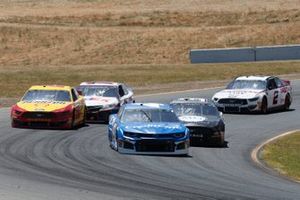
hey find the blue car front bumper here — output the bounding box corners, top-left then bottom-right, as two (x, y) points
(117, 137), (189, 155)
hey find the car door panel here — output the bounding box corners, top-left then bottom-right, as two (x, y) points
(266, 78), (279, 108)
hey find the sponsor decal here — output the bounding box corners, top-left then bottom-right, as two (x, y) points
(280, 87), (287, 93)
(23, 100), (66, 104)
(125, 124), (181, 129)
(34, 108), (45, 111)
(178, 116), (206, 123)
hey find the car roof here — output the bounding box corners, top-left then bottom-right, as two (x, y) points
(79, 81), (120, 86)
(29, 85), (72, 91)
(235, 76), (272, 81)
(170, 98), (211, 104)
(124, 103), (171, 110)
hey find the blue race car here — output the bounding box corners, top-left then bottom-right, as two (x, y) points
(108, 103), (190, 155)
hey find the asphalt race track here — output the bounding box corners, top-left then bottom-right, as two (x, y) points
(0, 80), (299, 200)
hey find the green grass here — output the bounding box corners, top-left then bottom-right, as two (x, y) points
(1, 61), (300, 98)
(262, 131), (300, 181)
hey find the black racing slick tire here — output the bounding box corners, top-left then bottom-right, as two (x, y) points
(218, 136), (225, 147)
(284, 94), (291, 111)
(261, 97), (268, 114)
(81, 107), (86, 127)
(110, 132), (118, 151)
(70, 111), (76, 130)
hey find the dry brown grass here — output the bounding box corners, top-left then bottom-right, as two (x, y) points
(1, 23), (300, 65)
(0, 0), (300, 65)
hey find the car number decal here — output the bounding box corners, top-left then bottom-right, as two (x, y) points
(273, 91), (279, 104)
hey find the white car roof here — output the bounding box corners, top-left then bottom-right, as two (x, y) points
(80, 81), (119, 86)
(235, 76), (271, 81)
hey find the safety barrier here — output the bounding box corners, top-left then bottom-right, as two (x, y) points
(190, 44), (300, 63)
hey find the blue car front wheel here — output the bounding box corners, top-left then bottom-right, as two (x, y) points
(110, 132), (119, 151)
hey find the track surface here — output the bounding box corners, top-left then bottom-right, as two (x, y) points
(0, 81), (300, 200)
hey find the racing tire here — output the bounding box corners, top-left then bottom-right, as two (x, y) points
(284, 94), (291, 111)
(69, 111), (76, 130)
(111, 132), (118, 151)
(261, 97), (268, 114)
(217, 136), (225, 147)
(104, 115), (109, 124)
(11, 120), (17, 128)
(80, 107), (86, 127)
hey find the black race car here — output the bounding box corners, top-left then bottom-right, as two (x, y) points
(170, 98), (225, 146)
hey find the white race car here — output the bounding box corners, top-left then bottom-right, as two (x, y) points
(76, 81), (134, 122)
(212, 76), (292, 113)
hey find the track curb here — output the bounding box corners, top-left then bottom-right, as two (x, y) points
(251, 129), (300, 183)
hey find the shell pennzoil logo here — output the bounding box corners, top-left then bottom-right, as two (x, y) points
(17, 101), (72, 112)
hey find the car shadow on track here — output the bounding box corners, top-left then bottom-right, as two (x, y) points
(224, 108), (295, 116)
(190, 140), (229, 148)
(129, 154), (193, 158)
(12, 123), (90, 131)
(86, 121), (108, 125)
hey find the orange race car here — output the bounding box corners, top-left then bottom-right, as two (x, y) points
(11, 85), (86, 129)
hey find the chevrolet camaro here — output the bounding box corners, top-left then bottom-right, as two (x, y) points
(170, 98), (225, 146)
(108, 103), (189, 155)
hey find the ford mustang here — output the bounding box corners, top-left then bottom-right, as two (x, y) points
(170, 98), (225, 146)
(11, 85), (86, 129)
(212, 76), (292, 113)
(108, 103), (189, 155)
(76, 81), (134, 122)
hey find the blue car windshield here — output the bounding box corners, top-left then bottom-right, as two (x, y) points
(226, 80), (266, 90)
(22, 90), (71, 102)
(80, 86), (118, 98)
(171, 103), (219, 117)
(121, 109), (179, 123)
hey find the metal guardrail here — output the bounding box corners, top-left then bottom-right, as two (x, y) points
(190, 44), (300, 63)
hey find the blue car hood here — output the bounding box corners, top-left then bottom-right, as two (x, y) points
(121, 122), (186, 134)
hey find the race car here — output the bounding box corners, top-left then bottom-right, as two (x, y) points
(212, 76), (292, 113)
(76, 81), (134, 122)
(170, 98), (225, 146)
(11, 85), (86, 129)
(108, 103), (190, 155)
